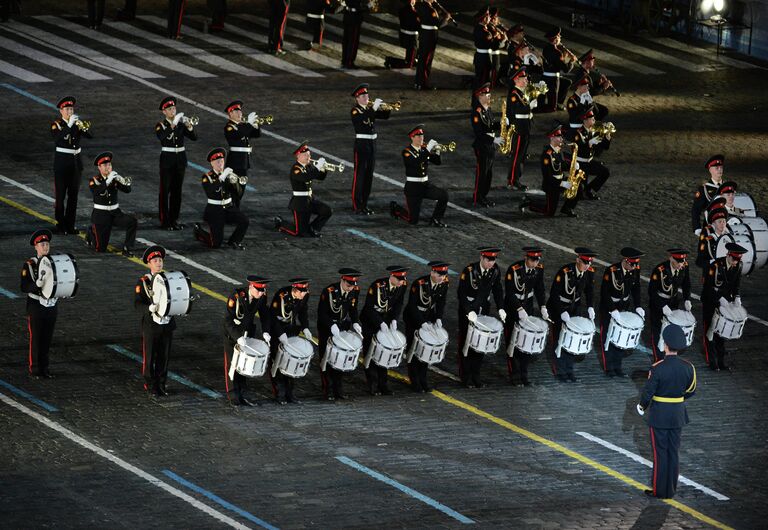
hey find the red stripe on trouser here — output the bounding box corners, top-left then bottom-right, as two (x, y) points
(277, 8), (288, 50)
(92, 224), (101, 252)
(224, 350), (231, 398)
(473, 149), (480, 203)
(141, 335), (148, 390)
(278, 211), (300, 236)
(599, 322), (607, 371)
(702, 320), (711, 364)
(176, 0), (186, 37)
(650, 428), (658, 496)
(351, 151), (359, 210)
(27, 316), (33, 373)
(508, 135), (522, 185)
(650, 332), (659, 362)
(318, 27), (324, 45)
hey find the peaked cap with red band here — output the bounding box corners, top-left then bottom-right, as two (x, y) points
(523, 246), (543, 258)
(339, 268), (362, 285)
(387, 265), (409, 278)
(478, 246), (501, 258)
(207, 147), (226, 162)
(428, 260), (450, 273)
(289, 277), (310, 290)
(294, 141), (310, 156)
(247, 275), (270, 289)
(705, 154), (724, 169)
(351, 83), (369, 97)
(718, 181), (737, 194)
(474, 82), (492, 97)
(225, 100), (243, 113)
(159, 96), (176, 110)
(620, 246), (644, 263)
(667, 248), (689, 260)
(93, 151), (113, 166)
(142, 245), (166, 264)
(574, 246), (597, 262)
(30, 229), (53, 246)
(57, 96), (76, 109)
(408, 124), (425, 138)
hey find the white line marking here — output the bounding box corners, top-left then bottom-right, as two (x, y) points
(575, 431), (729, 501)
(0, 175), (54, 202)
(2, 22), (163, 79)
(135, 237), (240, 285)
(139, 15), (323, 78)
(0, 58), (50, 82)
(0, 35), (109, 80)
(0, 391), (253, 529)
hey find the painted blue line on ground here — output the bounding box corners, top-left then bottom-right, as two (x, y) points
(335, 455), (475, 524)
(0, 286), (19, 299)
(188, 161), (208, 173)
(346, 229), (459, 276)
(107, 344), (222, 399)
(162, 470), (279, 530)
(0, 378), (59, 412)
(0, 83), (58, 109)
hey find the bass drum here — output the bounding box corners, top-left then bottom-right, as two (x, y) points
(732, 192), (758, 217)
(38, 253), (79, 299)
(741, 217), (768, 271)
(152, 271), (193, 316)
(718, 229), (757, 275)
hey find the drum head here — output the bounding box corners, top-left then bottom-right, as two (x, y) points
(242, 337), (270, 356)
(38, 255), (55, 299)
(283, 336), (314, 359)
(376, 329), (406, 350)
(668, 310), (696, 327)
(475, 315), (503, 332)
(733, 192), (758, 217)
(151, 273), (171, 316)
(715, 234), (735, 259)
(567, 316), (594, 334)
(519, 316), (548, 333)
(617, 311), (643, 329)
(333, 331), (362, 351)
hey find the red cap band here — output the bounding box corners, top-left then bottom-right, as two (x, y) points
(671, 253), (687, 260)
(226, 103), (242, 113)
(409, 128), (424, 138)
(390, 271), (407, 278)
(147, 250), (163, 261)
(578, 255), (593, 262)
(249, 281), (267, 289)
(431, 266), (449, 273)
(161, 100), (175, 110)
(353, 87), (368, 97)
(33, 235), (49, 245)
(96, 155), (111, 166)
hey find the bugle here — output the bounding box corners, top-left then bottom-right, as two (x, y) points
(183, 115), (199, 126)
(255, 115), (274, 125)
(436, 141), (456, 152)
(227, 173), (248, 185)
(75, 119), (91, 132)
(368, 100), (401, 112)
(312, 159), (345, 172)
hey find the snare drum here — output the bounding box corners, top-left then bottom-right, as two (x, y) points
(152, 271), (192, 317)
(711, 302), (748, 340)
(410, 323), (450, 364)
(235, 338), (270, 377)
(276, 336), (315, 377)
(326, 331), (363, 372)
(38, 254), (79, 299)
(466, 315), (504, 354)
(733, 192), (758, 217)
(605, 311), (644, 350)
(510, 316), (548, 355)
(369, 328), (407, 368)
(659, 310), (696, 350)
(558, 316), (595, 355)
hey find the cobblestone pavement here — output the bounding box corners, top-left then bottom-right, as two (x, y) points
(1, 1), (767, 528)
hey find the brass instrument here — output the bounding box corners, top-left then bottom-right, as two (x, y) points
(368, 0), (380, 13)
(498, 99), (516, 155)
(255, 115), (273, 125)
(436, 141), (456, 153)
(183, 115), (199, 126)
(563, 143), (586, 200)
(115, 174), (132, 187)
(593, 121), (616, 139)
(522, 80), (549, 102)
(227, 173), (248, 186)
(433, 0), (458, 27)
(75, 119), (91, 132)
(368, 100), (401, 112)
(312, 159), (345, 173)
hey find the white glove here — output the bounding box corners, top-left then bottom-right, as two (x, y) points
(467, 311), (477, 323)
(540, 307), (549, 321)
(420, 322), (430, 331)
(247, 112), (258, 126)
(560, 311), (570, 322)
(380, 322), (388, 333)
(611, 310), (621, 321)
(279, 333), (289, 344)
(560, 181), (572, 189)
(579, 93), (593, 105)
(303, 328), (312, 341)
(662, 305), (672, 317)
(331, 324), (340, 336)
(67, 114), (78, 128)
(694, 228), (702, 237)
(636, 307), (645, 319)
(173, 112), (184, 127)
(719, 296), (728, 308)
(636, 404), (645, 416)
(589, 136), (602, 146)
(498, 309), (507, 323)
(529, 99), (538, 110)
(574, 161), (580, 170)
(493, 136), (504, 146)
(263, 332), (271, 344)
(35, 273), (45, 288)
(435, 318), (443, 328)
(149, 303), (158, 313)
(315, 157), (327, 171)
(734, 296), (741, 307)
(504, 116), (510, 126)
(517, 308), (529, 320)
(684, 300), (692, 312)
(353, 322), (362, 334)
(588, 307), (596, 320)
(372, 98), (383, 111)
(218, 172), (227, 182)
(390, 320), (397, 331)
(426, 139), (438, 153)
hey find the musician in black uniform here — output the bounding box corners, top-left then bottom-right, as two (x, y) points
(638, 323), (696, 499)
(361, 266), (408, 395)
(598, 247), (644, 377)
(155, 96), (197, 231)
(415, 0), (447, 90)
(573, 107), (611, 200)
(471, 83), (504, 207)
(223, 100), (261, 208)
(506, 67), (535, 190)
(209, 0), (227, 31)
(541, 26), (575, 113)
(486, 8), (507, 87)
(350, 84), (391, 214)
(390, 124), (448, 227)
(574, 49), (616, 101)
(510, 40), (543, 83)
(717, 181), (745, 217)
(472, 7), (493, 88)
(270, 278), (312, 404)
(306, 0), (331, 49)
(404, 261), (449, 392)
(691, 154), (726, 236)
(135, 245), (175, 396)
(87, 0), (105, 29)
(317, 269), (362, 400)
(20, 230), (59, 378)
(168, 0), (185, 39)
(193, 148), (249, 250)
(521, 123), (579, 217)
(457, 247), (505, 388)
(546, 247), (596, 382)
(648, 249), (692, 362)
(695, 207), (729, 273)
(702, 242), (745, 371)
(51, 96), (92, 235)
(341, 0), (364, 68)
(565, 75), (594, 140)
(223, 276), (271, 406)
(86, 152), (137, 257)
(267, 0), (290, 55)
(503, 247), (547, 387)
(275, 142), (332, 237)
(385, 0), (419, 69)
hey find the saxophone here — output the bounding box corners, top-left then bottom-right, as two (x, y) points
(498, 99), (516, 155)
(563, 142), (586, 200)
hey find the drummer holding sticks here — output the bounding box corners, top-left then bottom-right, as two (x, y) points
(648, 249), (692, 362)
(224, 276), (272, 407)
(270, 278), (313, 404)
(317, 268), (363, 401)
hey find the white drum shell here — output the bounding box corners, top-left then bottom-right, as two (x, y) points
(235, 338), (270, 377)
(38, 254), (79, 299)
(606, 311), (644, 350)
(370, 328), (407, 368)
(152, 271), (192, 317)
(326, 331), (363, 372)
(741, 217), (768, 271)
(277, 337), (315, 377)
(511, 316), (548, 355)
(712, 303), (748, 340)
(558, 316), (595, 355)
(410, 324), (450, 364)
(659, 310), (696, 350)
(466, 315), (504, 354)
(732, 192), (757, 217)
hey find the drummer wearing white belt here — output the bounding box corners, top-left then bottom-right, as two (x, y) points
(598, 247), (644, 378)
(224, 276), (272, 407)
(648, 249), (692, 362)
(503, 247), (547, 387)
(224, 100), (261, 209)
(546, 247), (597, 383)
(695, 207), (730, 273)
(86, 151), (137, 257)
(20, 229), (59, 378)
(691, 154), (726, 236)
(135, 245), (176, 397)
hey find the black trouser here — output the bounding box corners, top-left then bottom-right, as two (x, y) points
(649, 311), (665, 362)
(457, 314), (485, 387)
(415, 29), (437, 87)
(405, 322), (430, 391)
(599, 314), (626, 374)
(306, 15), (324, 44)
(268, 0), (289, 52)
(702, 301), (726, 368)
(529, 186), (578, 216)
(210, 0), (227, 28)
(507, 130), (530, 187)
(159, 163), (185, 227)
(278, 200), (332, 236)
(474, 53), (492, 87)
(224, 340), (250, 401)
(90, 209), (137, 252)
(118, 0), (137, 19)
(53, 161), (82, 232)
(649, 426), (682, 499)
(271, 372), (295, 401)
(473, 147), (495, 204)
(87, 0), (105, 27)
(543, 74), (570, 110)
(392, 185), (448, 224)
(341, 11), (363, 67)
(318, 331), (345, 398)
(198, 205), (249, 248)
(552, 320), (577, 378)
(27, 307), (57, 376)
(581, 160), (610, 193)
(362, 334), (390, 393)
(168, 0), (185, 38)
(142, 320), (173, 390)
(386, 34), (416, 68)
(352, 144), (375, 211)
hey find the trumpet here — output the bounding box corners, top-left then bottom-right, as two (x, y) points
(75, 119), (91, 132)
(227, 173), (249, 186)
(312, 159), (345, 173)
(254, 115), (274, 125)
(368, 0), (380, 13)
(115, 174), (132, 186)
(593, 121), (616, 139)
(435, 141), (456, 153)
(368, 100), (401, 112)
(523, 80), (549, 102)
(183, 115), (199, 126)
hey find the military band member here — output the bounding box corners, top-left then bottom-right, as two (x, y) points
(209, 0), (227, 32)
(415, 0), (448, 90)
(156, 96), (197, 231)
(638, 323), (696, 500)
(541, 26), (576, 112)
(457, 247), (505, 388)
(21, 229), (59, 378)
(695, 207), (730, 272)
(341, 0), (365, 68)
(135, 245), (175, 396)
(506, 67), (535, 190)
(692, 154), (728, 235)
(503, 247), (547, 387)
(51, 96), (92, 235)
(574, 107), (611, 200)
(390, 124), (448, 227)
(224, 276), (271, 406)
(168, 0), (184, 38)
(350, 83), (391, 214)
(510, 40), (542, 82)
(702, 242), (745, 371)
(384, 0), (419, 69)
(86, 152), (137, 257)
(472, 7), (493, 87)
(599, 247), (644, 377)
(546, 247), (596, 382)
(267, 0), (290, 55)
(193, 148), (249, 250)
(716, 181), (744, 217)
(471, 83), (504, 207)
(317, 269), (362, 400)
(271, 278), (313, 404)
(565, 75), (593, 140)
(572, 50), (611, 119)
(361, 266), (409, 395)
(404, 261), (449, 392)
(648, 249), (692, 362)
(486, 8), (507, 86)
(274, 142), (332, 237)
(223, 100), (261, 208)
(306, 0), (331, 49)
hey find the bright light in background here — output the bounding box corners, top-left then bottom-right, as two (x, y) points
(714, 0), (725, 11)
(701, 0), (726, 14)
